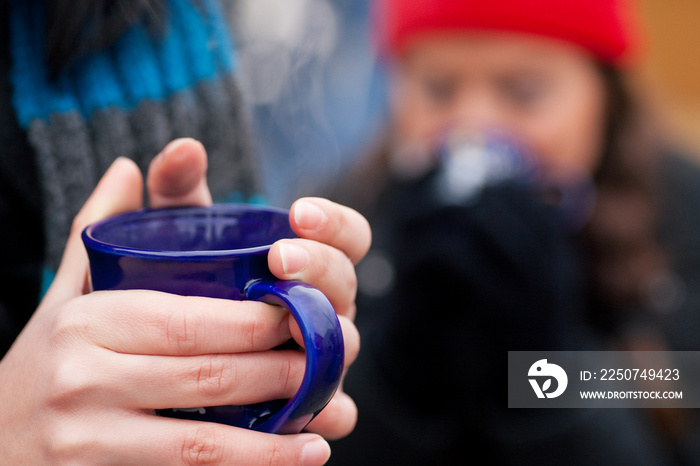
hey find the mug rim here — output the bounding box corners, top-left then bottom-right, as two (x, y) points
(82, 204), (293, 260)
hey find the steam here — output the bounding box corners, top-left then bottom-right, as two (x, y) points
(233, 0), (346, 204)
(235, 0), (338, 105)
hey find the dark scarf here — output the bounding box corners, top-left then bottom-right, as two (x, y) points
(8, 0), (260, 271)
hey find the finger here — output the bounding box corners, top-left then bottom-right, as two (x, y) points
(289, 198), (371, 265)
(268, 239), (357, 319)
(302, 317), (359, 439)
(304, 390), (358, 441)
(339, 316), (360, 367)
(68, 290), (292, 355)
(287, 314), (359, 371)
(147, 138), (213, 208)
(42, 158), (144, 307)
(76, 349), (306, 409)
(51, 413), (331, 466)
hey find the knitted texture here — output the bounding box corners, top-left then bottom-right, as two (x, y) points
(376, 0), (641, 65)
(9, 0), (259, 270)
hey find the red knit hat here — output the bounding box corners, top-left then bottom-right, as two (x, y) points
(376, 0), (642, 65)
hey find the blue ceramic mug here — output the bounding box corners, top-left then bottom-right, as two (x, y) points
(81, 204), (344, 434)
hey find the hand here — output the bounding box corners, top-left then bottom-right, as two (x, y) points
(148, 140), (372, 440)
(148, 138), (372, 439)
(267, 197), (370, 439)
(0, 139), (367, 464)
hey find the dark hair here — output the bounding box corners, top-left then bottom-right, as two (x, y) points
(583, 62), (666, 330)
(45, 0), (168, 78)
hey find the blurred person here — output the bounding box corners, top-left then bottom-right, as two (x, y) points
(0, 0), (370, 463)
(328, 0), (700, 464)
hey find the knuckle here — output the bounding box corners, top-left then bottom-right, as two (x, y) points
(194, 355), (237, 399)
(44, 418), (93, 463)
(164, 306), (202, 354)
(333, 254), (358, 313)
(345, 257), (358, 297)
(249, 306), (278, 350)
(276, 352), (305, 396)
(317, 395), (358, 440)
(237, 303), (267, 350)
(45, 433), (78, 463)
(344, 302), (357, 321)
(336, 206), (371, 263)
(357, 216), (372, 259)
(48, 298), (92, 347)
(47, 358), (95, 411)
(278, 358), (294, 394)
(266, 440), (289, 466)
(340, 318), (360, 365)
(181, 425), (226, 465)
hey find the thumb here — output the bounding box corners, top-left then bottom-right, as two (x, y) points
(41, 157), (144, 307)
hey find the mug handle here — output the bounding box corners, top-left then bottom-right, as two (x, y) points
(244, 278), (344, 434)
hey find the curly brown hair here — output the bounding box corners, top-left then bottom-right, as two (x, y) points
(583, 63), (667, 331)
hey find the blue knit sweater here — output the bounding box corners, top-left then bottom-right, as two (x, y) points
(9, 0), (261, 270)
(1, 0), (261, 355)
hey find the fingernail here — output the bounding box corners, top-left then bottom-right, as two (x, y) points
(302, 438), (331, 466)
(154, 138), (192, 165)
(279, 242), (309, 275)
(107, 156), (130, 171)
(294, 200), (327, 230)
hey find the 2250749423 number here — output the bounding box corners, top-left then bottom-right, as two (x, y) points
(599, 368), (679, 381)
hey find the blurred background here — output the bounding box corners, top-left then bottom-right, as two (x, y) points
(639, 0), (700, 156)
(231, 0), (700, 207)
(230, 0), (387, 207)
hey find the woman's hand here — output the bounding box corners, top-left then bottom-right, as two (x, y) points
(0, 138), (368, 464)
(268, 197), (370, 439)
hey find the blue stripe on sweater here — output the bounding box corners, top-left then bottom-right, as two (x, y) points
(9, 0), (238, 128)
(201, 0), (237, 71)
